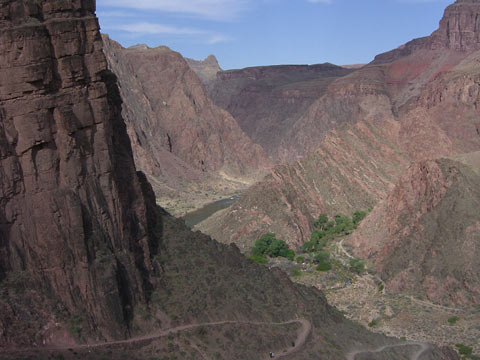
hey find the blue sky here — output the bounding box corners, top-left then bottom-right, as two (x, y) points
(97, 0), (452, 70)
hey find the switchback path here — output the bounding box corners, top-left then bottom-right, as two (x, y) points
(346, 341), (432, 360)
(1, 319), (312, 359)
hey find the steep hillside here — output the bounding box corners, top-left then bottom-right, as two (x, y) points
(207, 63), (354, 161)
(102, 36), (271, 214)
(349, 155), (480, 306)
(198, 0), (480, 248)
(0, 1), (459, 359)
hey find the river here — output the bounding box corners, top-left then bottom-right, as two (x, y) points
(182, 195), (240, 228)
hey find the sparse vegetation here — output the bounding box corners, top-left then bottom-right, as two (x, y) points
(314, 251), (332, 272)
(349, 258), (365, 274)
(247, 254), (268, 264)
(291, 269), (302, 277)
(368, 319), (379, 327)
(456, 344), (473, 356)
(448, 316), (460, 325)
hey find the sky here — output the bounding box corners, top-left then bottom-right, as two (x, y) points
(97, 0), (452, 70)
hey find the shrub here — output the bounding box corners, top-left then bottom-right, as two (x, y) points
(448, 316), (460, 325)
(313, 251), (330, 264)
(455, 344), (473, 356)
(350, 258), (365, 274)
(302, 241), (315, 253)
(296, 256), (305, 264)
(314, 251), (331, 271)
(247, 254), (267, 264)
(291, 269), (302, 277)
(368, 319), (379, 327)
(316, 262), (332, 272)
(353, 210), (367, 225)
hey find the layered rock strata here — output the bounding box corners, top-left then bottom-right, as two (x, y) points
(0, 0), (158, 342)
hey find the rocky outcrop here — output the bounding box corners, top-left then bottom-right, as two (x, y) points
(102, 37), (271, 213)
(349, 155), (480, 306)
(207, 64), (354, 161)
(0, 0), (159, 342)
(374, 0), (480, 64)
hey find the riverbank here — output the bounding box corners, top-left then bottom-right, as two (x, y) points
(183, 195), (240, 228)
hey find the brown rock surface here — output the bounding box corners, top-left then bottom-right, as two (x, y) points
(0, 0), (159, 342)
(207, 63), (354, 162)
(102, 36), (271, 213)
(349, 155), (480, 306)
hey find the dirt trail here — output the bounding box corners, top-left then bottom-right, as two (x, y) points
(1, 319), (312, 358)
(346, 341), (432, 360)
(273, 319), (311, 359)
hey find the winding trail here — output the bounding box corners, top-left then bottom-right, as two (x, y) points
(346, 342), (432, 360)
(1, 319), (312, 359)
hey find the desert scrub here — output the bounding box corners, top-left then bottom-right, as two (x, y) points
(448, 316), (460, 325)
(290, 269), (302, 277)
(455, 344), (473, 356)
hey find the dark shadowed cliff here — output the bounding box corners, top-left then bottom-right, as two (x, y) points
(102, 36), (271, 214)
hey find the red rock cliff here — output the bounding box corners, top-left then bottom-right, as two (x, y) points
(0, 0), (158, 342)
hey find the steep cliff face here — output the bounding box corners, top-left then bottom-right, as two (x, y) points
(102, 37), (271, 212)
(0, 0), (159, 343)
(349, 155), (480, 306)
(374, 0), (480, 64)
(198, 0), (480, 248)
(207, 64), (354, 162)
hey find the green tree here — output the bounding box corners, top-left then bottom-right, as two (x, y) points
(350, 258), (365, 274)
(353, 210), (367, 225)
(251, 233), (276, 256)
(296, 256), (305, 264)
(314, 213), (329, 229)
(252, 234), (295, 261)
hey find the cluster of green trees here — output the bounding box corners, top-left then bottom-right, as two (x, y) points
(302, 211), (366, 254)
(250, 233), (295, 262)
(248, 211), (368, 274)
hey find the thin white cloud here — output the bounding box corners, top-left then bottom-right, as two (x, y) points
(98, 0), (249, 20)
(207, 34), (232, 44)
(307, 0), (332, 3)
(103, 21), (231, 45)
(105, 22), (204, 36)
(96, 10), (134, 18)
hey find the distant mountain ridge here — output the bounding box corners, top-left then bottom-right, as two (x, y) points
(198, 0), (480, 260)
(205, 63), (355, 161)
